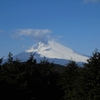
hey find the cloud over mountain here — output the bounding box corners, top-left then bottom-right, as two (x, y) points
(12, 28), (52, 43)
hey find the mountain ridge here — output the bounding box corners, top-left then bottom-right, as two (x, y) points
(13, 40), (89, 65)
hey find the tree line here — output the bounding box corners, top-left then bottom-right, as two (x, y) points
(0, 50), (100, 100)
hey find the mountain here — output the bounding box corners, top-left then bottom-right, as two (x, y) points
(14, 41), (89, 65)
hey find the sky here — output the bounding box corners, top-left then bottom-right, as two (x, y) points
(0, 0), (100, 58)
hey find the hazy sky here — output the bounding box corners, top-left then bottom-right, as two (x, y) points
(0, 0), (100, 58)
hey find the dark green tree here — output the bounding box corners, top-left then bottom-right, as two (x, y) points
(84, 50), (100, 100)
(8, 52), (13, 64)
(0, 57), (3, 66)
(27, 53), (36, 64)
(61, 61), (80, 100)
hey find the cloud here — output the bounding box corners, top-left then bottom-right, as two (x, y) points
(83, 0), (100, 3)
(12, 28), (52, 43)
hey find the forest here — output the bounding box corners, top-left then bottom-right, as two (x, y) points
(0, 50), (100, 100)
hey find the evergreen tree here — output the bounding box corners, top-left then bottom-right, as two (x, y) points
(0, 57), (3, 66)
(84, 50), (100, 100)
(27, 53), (36, 65)
(8, 52), (13, 64)
(61, 61), (80, 100)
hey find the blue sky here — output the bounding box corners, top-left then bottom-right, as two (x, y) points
(0, 0), (100, 58)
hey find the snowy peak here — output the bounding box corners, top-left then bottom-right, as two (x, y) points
(26, 42), (49, 52)
(26, 41), (88, 63)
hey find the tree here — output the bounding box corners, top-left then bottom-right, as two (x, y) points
(84, 50), (100, 100)
(61, 61), (80, 100)
(0, 57), (3, 66)
(8, 52), (13, 64)
(27, 53), (36, 64)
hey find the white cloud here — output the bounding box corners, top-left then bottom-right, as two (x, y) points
(83, 0), (100, 3)
(12, 28), (52, 43)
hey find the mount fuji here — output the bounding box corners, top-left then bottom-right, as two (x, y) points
(14, 41), (89, 65)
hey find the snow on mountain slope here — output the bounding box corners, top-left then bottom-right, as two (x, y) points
(25, 41), (88, 63)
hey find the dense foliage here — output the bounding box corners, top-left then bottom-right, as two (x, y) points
(0, 50), (100, 100)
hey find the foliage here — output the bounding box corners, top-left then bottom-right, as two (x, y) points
(83, 50), (100, 100)
(1, 50), (100, 100)
(0, 53), (63, 100)
(7, 52), (13, 64)
(0, 57), (3, 66)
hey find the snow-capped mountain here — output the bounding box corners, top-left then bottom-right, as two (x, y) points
(14, 41), (89, 65)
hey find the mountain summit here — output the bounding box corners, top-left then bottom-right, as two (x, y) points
(15, 41), (88, 65)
